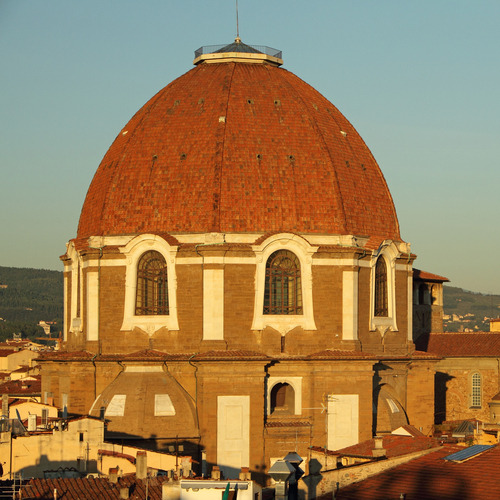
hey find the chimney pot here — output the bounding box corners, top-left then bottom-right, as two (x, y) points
(136, 451), (148, 480)
(119, 487), (130, 499)
(239, 467), (251, 480)
(109, 467), (119, 483)
(372, 436), (386, 457)
(211, 465), (221, 480)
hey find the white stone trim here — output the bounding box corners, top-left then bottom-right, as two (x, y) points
(125, 365), (163, 373)
(120, 234), (179, 334)
(342, 269), (359, 341)
(63, 273), (69, 341)
(66, 242), (83, 335)
(267, 377), (302, 415)
(88, 235), (135, 247)
(369, 241), (399, 334)
(84, 231), (374, 248)
(251, 234), (317, 334)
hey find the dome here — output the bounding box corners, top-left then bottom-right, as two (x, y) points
(89, 365), (199, 440)
(77, 42), (401, 247)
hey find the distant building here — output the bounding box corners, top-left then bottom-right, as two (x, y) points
(491, 318), (500, 332)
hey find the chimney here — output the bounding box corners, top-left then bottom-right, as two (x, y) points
(372, 436), (386, 458)
(136, 451), (147, 480)
(239, 467), (251, 480)
(2, 394), (8, 418)
(162, 482), (181, 500)
(119, 487), (130, 499)
(109, 467), (119, 483)
(28, 414), (37, 432)
(211, 465), (221, 480)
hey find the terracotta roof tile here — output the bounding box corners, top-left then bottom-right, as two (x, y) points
(77, 62), (401, 247)
(193, 350), (269, 361)
(98, 349), (190, 361)
(0, 376), (41, 395)
(306, 350), (375, 360)
(39, 350), (95, 361)
(21, 475), (170, 500)
(416, 332), (500, 357)
(328, 435), (439, 458)
(413, 269), (449, 282)
(0, 349), (17, 357)
(306, 349), (439, 361)
(335, 444), (500, 500)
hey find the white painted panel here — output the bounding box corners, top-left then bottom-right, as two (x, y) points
(217, 396), (250, 479)
(63, 275), (69, 341)
(342, 270), (358, 340)
(407, 272), (413, 340)
(154, 394), (175, 416)
(105, 394), (126, 416)
(203, 268), (224, 340)
(328, 394), (359, 451)
(86, 271), (99, 341)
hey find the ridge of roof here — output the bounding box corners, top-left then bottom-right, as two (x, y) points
(413, 269), (450, 282)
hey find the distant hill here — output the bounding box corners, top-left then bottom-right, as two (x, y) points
(0, 266), (63, 341)
(443, 285), (500, 332)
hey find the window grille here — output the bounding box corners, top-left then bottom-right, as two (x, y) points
(374, 257), (388, 317)
(263, 250), (303, 315)
(135, 251), (169, 315)
(471, 373), (481, 408)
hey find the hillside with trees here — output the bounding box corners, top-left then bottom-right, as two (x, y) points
(0, 266), (63, 341)
(443, 285), (500, 332)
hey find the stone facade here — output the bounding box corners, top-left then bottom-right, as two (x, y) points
(38, 40), (442, 484)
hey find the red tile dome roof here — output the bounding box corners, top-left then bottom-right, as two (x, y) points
(77, 53), (401, 246)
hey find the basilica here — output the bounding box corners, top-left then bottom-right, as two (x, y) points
(40, 39), (442, 479)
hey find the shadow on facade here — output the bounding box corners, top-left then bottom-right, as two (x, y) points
(435, 371), (454, 425)
(18, 454), (97, 479)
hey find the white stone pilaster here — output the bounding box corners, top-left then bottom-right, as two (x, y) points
(86, 271), (99, 341)
(407, 272), (413, 341)
(63, 274), (69, 341)
(203, 268), (224, 340)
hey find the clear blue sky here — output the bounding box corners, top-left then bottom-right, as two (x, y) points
(1, 1), (499, 294)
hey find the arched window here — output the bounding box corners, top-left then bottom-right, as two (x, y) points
(374, 257), (388, 317)
(270, 383), (295, 415)
(264, 250), (302, 315)
(135, 251), (169, 315)
(471, 372), (482, 408)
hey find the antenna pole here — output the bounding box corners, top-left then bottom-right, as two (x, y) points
(236, 0), (240, 41)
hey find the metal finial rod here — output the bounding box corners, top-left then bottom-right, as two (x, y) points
(235, 0), (240, 41)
